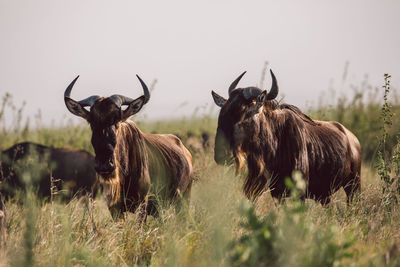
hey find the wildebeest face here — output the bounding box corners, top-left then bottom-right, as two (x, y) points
(64, 75), (150, 177)
(211, 70), (278, 165)
(213, 89), (267, 165)
(88, 99), (120, 176)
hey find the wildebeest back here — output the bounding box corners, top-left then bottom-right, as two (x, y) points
(0, 142), (98, 200)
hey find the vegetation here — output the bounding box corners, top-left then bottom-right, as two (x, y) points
(0, 72), (400, 266)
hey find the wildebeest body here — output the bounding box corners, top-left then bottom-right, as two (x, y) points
(0, 142), (97, 199)
(240, 105), (361, 201)
(100, 121), (193, 214)
(212, 71), (361, 203)
(63, 75), (194, 217)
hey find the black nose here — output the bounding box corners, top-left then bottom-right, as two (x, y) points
(214, 146), (233, 166)
(214, 154), (230, 165)
(94, 158), (115, 173)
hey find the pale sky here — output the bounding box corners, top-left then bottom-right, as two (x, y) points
(0, 0), (399, 126)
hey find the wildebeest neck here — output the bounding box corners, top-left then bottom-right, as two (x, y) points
(98, 121), (150, 207)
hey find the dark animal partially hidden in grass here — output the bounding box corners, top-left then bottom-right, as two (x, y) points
(0, 142), (98, 200)
(64, 75), (194, 217)
(211, 70), (361, 203)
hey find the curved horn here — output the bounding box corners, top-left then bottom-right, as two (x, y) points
(228, 71), (246, 96)
(266, 69), (279, 100)
(64, 75), (100, 108)
(136, 75), (150, 104)
(109, 75), (150, 108)
(109, 95), (134, 107)
(79, 95), (101, 107)
(64, 75), (91, 119)
(64, 75), (80, 99)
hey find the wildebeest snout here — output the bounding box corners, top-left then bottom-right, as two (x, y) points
(94, 157), (115, 174)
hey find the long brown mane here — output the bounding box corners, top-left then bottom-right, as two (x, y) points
(63, 75), (193, 216)
(100, 121), (193, 212)
(279, 103), (317, 126)
(212, 70), (361, 203)
(238, 103), (361, 202)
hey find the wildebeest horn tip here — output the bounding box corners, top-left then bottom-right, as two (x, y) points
(136, 74), (150, 104)
(64, 75), (80, 98)
(228, 71), (247, 96)
(266, 69), (278, 100)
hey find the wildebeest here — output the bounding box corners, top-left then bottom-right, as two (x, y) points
(211, 70), (361, 203)
(0, 142), (98, 200)
(63, 75), (194, 217)
(183, 131), (212, 155)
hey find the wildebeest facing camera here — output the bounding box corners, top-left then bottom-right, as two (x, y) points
(0, 1), (399, 265)
(64, 75), (194, 218)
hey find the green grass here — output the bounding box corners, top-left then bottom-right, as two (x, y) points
(0, 73), (400, 266)
(1, 154), (400, 266)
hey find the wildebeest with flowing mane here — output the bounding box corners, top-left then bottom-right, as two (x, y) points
(0, 142), (97, 200)
(211, 70), (361, 203)
(64, 75), (194, 217)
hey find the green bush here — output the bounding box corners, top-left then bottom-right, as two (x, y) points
(229, 176), (355, 267)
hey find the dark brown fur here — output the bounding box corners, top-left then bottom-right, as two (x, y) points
(63, 76), (193, 217)
(98, 120), (193, 216)
(0, 142), (98, 200)
(212, 71), (361, 203)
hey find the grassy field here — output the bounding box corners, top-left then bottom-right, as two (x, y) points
(0, 74), (400, 266)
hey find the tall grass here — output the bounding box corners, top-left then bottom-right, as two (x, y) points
(308, 74), (400, 162)
(0, 71), (399, 266)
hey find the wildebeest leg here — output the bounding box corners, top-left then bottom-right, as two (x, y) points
(176, 183), (192, 215)
(109, 203), (124, 220)
(134, 201), (148, 227)
(344, 175), (361, 205)
(320, 196), (331, 206)
(144, 194), (159, 217)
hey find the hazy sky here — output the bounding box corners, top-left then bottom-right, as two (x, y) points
(0, 0), (399, 126)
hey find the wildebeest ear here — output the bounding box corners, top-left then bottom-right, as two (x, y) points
(121, 95), (145, 120)
(212, 91), (227, 107)
(64, 97), (89, 120)
(256, 90), (267, 105)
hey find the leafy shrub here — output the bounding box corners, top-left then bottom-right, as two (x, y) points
(376, 74), (400, 209)
(229, 175), (355, 267)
